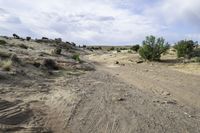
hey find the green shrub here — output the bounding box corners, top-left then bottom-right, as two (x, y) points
(120, 47), (128, 50)
(110, 47), (115, 51)
(116, 48), (121, 53)
(139, 35), (170, 61)
(131, 45), (140, 52)
(174, 40), (195, 58)
(72, 54), (81, 62)
(196, 57), (200, 63)
(0, 40), (6, 45)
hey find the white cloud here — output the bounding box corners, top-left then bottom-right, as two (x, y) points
(0, 0), (200, 45)
(144, 0), (200, 26)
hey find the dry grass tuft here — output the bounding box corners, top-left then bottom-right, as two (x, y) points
(0, 50), (11, 58)
(0, 40), (6, 45)
(0, 60), (12, 71)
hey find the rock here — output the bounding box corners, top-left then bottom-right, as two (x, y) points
(33, 62), (41, 68)
(153, 99), (160, 103)
(162, 91), (171, 96)
(76, 63), (95, 71)
(112, 96), (125, 102)
(115, 61), (119, 64)
(117, 97), (125, 101)
(161, 100), (177, 105)
(10, 54), (20, 63)
(184, 112), (194, 118)
(166, 100), (177, 104)
(0, 72), (7, 80)
(136, 60), (143, 64)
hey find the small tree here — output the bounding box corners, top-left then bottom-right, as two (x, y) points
(131, 45), (140, 52)
(174, 40), (195, 58)
(139, 35), (170, 61)
(26, 37), (31, 41)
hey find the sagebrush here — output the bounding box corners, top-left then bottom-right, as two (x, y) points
(139, 35), (170, 61)
(174, 40), (196, 58)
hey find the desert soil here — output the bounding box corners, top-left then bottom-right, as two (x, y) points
(1, 48), (200, 132)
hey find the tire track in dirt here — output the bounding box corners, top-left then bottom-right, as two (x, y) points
(65, 70), (200, 133)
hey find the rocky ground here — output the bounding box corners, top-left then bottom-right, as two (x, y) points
(0, 37), (200, 133)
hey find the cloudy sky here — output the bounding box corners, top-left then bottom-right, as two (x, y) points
(0, 0), (200, 45)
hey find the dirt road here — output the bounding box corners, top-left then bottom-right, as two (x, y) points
(65, 69), (200, 133)
(1, 52), (200, 132)
(87, 52), (200, 109)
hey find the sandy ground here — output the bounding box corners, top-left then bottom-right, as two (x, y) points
(1, 39), (200, 133)
(87, 52), (200, 109)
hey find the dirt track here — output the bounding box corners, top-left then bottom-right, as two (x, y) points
(87, 52), (200, 109)
(65, 69), (200, 133)
(1, 52), (200, 133)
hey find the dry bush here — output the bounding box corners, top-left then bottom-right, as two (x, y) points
(0, 40), (6, 45)
(51, 47), (62, 55)
(42, 59), (59, 70)
(0, 50), (11, 58)
(18, 44), (28, 49)
(0, 60), (12, 71)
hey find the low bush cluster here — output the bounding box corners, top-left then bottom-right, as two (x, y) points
(174, 40), (197, 58)
(87, 46), (102, 51)
(131, 45), (140, 52)
(108, 47), (115, 51)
